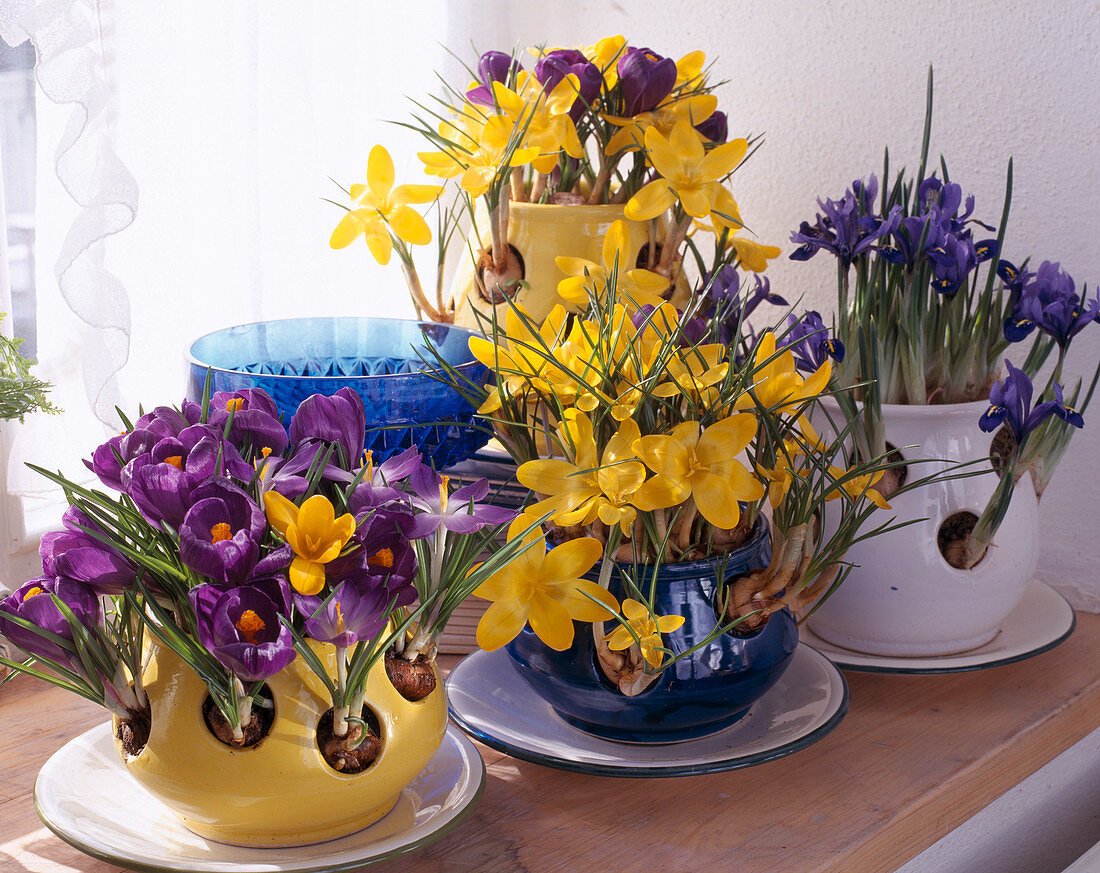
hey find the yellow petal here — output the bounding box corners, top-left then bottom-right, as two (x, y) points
(476, 599), (530, 651)
(550, 578), (619, 621)
(388, 204), (432, 246)
(624, 179), (676, 221)
(668, 120), (706, 167)
(696, 414), (757, 462)
(655, 614), (685, 633)
(364, 223), (393, 265)
(263, 490), (298, 537)
(691, 474), (742, 530)
(391, 183), (443, 206)
(632, 475), (689, 511)
(329, 210), (367, 250)
(605, 625), (636, 651)
(601, 220), (630, 273)
(678, 183), (713, 219)
(289, 557), (326, 596)
(698, 137), (748, 181)
(367, 144), (395, 203)
(541, 536), (603, 582)
(527, 591), (575, 650)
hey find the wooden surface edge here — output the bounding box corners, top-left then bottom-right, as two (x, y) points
(831, 666), (1100, 872)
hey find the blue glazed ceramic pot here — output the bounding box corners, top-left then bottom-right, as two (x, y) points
(186, 317), (489, 468)
(506, 517), (798, 743)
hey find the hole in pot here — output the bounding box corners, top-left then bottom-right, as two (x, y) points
(938, 511), (984, 570)
(476, 244), (526, 303)
(990, 426), (1015, 478)
(874, 442), (908, 499)
(385, 651), (437, 702)
(634, 243), (675, 299)
(714, 582), (770, 637)
(115, 704), (152, 758)
(317, 704), (382, 774)
(202, 686), (275, 749)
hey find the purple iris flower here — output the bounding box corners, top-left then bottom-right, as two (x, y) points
(466, 50), (522, 107)
(617, 47), (677, 115)
(39, 506), (137, 596)
(781, 311), (845, 373)
(695, 110), (727, 143)
(978, 360), (1082, 444)
(789, 179), (901, 269)
(1004, 261), (1099, 349)
(298, 581), (390, 649)
(918, 178), (979, 236)
(926, 234), (978, 296)
(189, 578), (295, 682)
(122, 426), (253, 529)
(880, 214), (944, 268)
(178, 479), (266, 585)
(405, 465), (516, 539)
(184, 389), (287, 457)
(693, 268), (787, 348)
(288, 388), (366, 470)
(534, 49), (602, 120)
(0, 576), (101, 664)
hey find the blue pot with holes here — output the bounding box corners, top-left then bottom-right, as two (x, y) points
(505, 515), (797, 743)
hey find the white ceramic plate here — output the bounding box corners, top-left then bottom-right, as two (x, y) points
(447, 643), (848, 777)
(801, 580), (1075, 674)
(34, 723), (485, 873)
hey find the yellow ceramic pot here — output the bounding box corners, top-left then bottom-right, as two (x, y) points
(114, 644), (447, 847)
(452, 202), (685, 329)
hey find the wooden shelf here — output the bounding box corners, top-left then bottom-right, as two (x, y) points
(3, 615), (1100, 872)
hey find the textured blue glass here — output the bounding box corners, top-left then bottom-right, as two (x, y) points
(187, 317), (489, 468)
(506, 517), (799, 743)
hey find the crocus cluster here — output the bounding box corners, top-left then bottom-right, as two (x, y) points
(0, 384), (560, 736)
(332, 36), (777, 324)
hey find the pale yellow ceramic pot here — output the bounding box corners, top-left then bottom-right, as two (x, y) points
(452, 202), (686, 329)
(114, 643), (447, 847)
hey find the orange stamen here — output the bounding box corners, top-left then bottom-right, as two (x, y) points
(368, 548), (394, 569)
(225, 398), (245, 413)
(210, 522), (233, 543)
(163, 455), (184, 470)
(23, 586), (45, 600)
(235, 610), (266, 645)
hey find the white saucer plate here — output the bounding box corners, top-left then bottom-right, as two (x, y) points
(34, 723), (485, 873)
(801, 580), (1075, 674)
(447, 642), (848, 777)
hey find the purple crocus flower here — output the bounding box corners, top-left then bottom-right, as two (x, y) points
(299, 580), (390, 648)
(122, 425), (253, 529)
(184, 389), (287, 457)
(259, 441), (355, 502)
(39, 507), (137, 596)
(405, 465), (516, 538)
(327, 499), (418, 596)
(134, 406), (190, 437)
(189, 578), (296, 682)
(347, 446), (422, 508)
(466, 50), (522, 106)
(789, 179), (901, 269)
(86, 427), (164, 492)
(695, 110), (728, 143)
(288, 388), (366, 470)
(0, 576), (101, 664)
(617, 47), (677, 116)
(178, 479), (266, 585)
(1004, 261), (1099, 349)
(781, 311), (845, 373)
(978, 360), (1082, 445)
(534, 49), (602, 120)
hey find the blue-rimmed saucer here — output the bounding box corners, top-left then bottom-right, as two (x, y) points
(447, 642), (848, 777)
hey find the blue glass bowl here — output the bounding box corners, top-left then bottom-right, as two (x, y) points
(186, 317), (490, 468)
(505, 516), (798, 743)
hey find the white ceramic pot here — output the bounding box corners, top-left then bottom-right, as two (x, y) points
(807, 399), (1039, 657)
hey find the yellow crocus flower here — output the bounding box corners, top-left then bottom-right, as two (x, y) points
(474, 514), (617, 651)
(419, 114), (540, 197)
(825, 466), (891, 509)
(736, 332), (831, 413)
(492, 74), (583, 174)
(263, 492), (357, 596)
(604, 598), (685, 668)
(329, 145), (443, 265)
(632, 415), (765, 530)
(555, 220), (668, 312)
(518, 411), (647, 535)
(624, 120), (748, 221)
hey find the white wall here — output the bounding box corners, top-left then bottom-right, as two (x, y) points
(462, 0), (1100, 610)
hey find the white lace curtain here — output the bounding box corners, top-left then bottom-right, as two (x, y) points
(0, 0), (490, 582)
